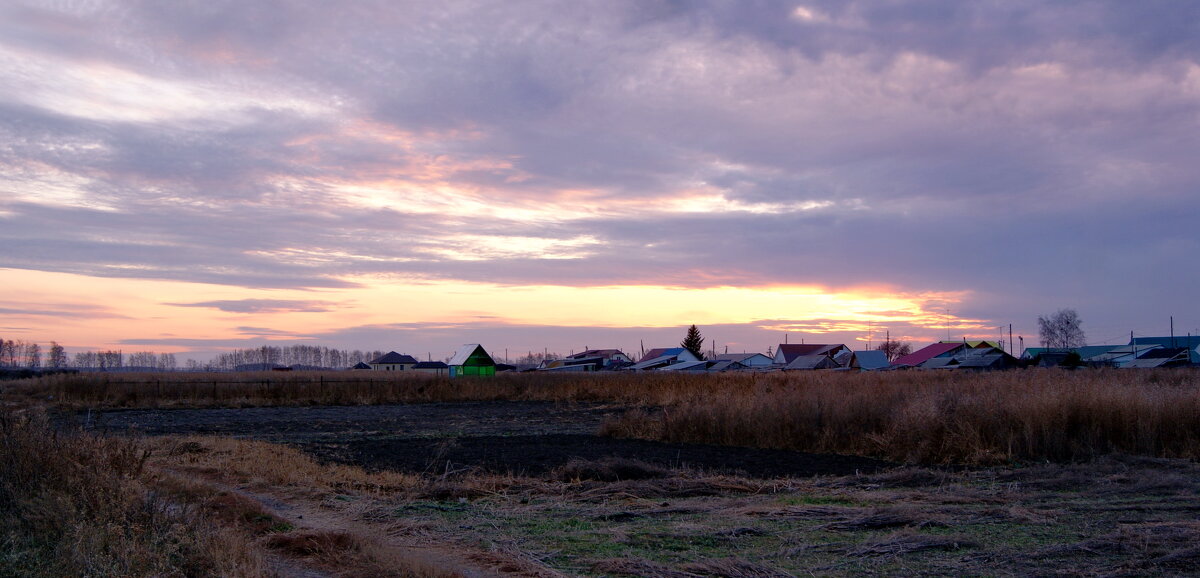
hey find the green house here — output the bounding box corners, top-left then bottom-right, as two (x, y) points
(448, 344), (496, 377)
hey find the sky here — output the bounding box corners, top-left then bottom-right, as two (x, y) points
(2, 1), (1198, 363)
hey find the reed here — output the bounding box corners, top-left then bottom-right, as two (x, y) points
(600, 369), (1200, 464)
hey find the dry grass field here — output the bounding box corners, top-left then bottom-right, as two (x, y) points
(9, 368), (1200, 464)
(5, 368), (1200, 575)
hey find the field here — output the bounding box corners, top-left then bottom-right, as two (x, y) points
(5, 369), (1200, 576)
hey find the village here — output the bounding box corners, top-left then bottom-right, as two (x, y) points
(362, 334), (1200, 377)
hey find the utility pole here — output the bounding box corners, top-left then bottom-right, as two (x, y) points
(1009, 324), (1013, 355)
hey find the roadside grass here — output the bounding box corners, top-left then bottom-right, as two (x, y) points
(144, 435), (1200, 576)
(0, 406), (269, 577)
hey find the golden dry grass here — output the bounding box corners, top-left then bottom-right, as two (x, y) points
(0, 407), (270, 577)
(600, 368), (1200, 464)
(8, 367), (1200, 465)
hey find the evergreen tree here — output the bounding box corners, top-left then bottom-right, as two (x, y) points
(681, 324), (705, 360)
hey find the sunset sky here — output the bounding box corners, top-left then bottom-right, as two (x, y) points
(2, 1), (1198, 362)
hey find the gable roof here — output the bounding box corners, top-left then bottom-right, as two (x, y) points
(893, 342), (966, 367)
(1132, 336), (1200, 364)
(775, 344), (846, 364)
(785, 354), (840, 370)
(940, 340), (1002, 349)
(711, 352), (773, 365)
(707, 359), (748, 372)
(639, 347), (685, 362)
(370, 351), (418, 365)
(566, 349), (628, 360)
(448, 344), (494, 367)
(658, 360), (711, 371)
(853, 350), (890, 370)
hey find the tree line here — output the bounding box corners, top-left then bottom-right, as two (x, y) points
(0, 339), (67, 369)
(203, 345), (386, 371)
(0, 338), (389, 372)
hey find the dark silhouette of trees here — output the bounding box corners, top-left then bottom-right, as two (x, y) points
(48, 341), (66, 368)
(681, 324), (705, 360)
(1038, 308), (1086, 349)
(876, 339), (913, 362)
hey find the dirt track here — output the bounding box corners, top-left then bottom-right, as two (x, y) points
(79, 401), (892, 478)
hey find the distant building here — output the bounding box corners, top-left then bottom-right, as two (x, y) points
(892, 342), (967, 368)
(554, 349), (634, 371)
(412, 361), (448, 375)
(369, 351), (419, 371)
(631, 347), (700, 370)
(784, 354), (840, 370)
(773, 344), (849, 366)
(448, 344), (496, 377)
(710, 352), (774, 368)
(851, 350), (890, 371)
(1132, 336), (1200, 365)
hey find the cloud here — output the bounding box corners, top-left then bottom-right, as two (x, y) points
(166, 299), (340, 313)
(1, 1), (1197, 349)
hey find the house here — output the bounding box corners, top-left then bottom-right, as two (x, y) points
(707, 359), (750, 372)
(1123, 347), (1192, 369)
(773, 344), (849, 366)
(564, 349), (633, 366)
(851, 350), (890, 371)
(447, 344), (495, 377)
(940, 340), (1003, 349)
(710, 352), (773, 368)
(1132, 336), (1200, 365)
(369, 351), (419, 371)
(784, 354), (840, 370)
(951, 347), (1020, 371)
(350, 361), (372, 370)
(657, 360), (712, 371)
(1082, 344), (1155, 367)
(630, 347), (700, 370)
(552, 349), (634, 371)
(891, 342), (968, 368)
(412, 361), (448, 375)
(1022, 345), (1123, 367)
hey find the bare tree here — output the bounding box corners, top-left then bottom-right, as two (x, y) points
(875, 339), (913, 362)
(0, 340), (15, 367)
(1038, 308), (1086, 349)
(25, 343), (40, 369)
(48, 342), (67, 369)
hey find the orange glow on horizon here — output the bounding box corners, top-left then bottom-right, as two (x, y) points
(2, 267), (980, 355)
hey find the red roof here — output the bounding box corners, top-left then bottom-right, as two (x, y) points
(893, 343), (966, 367)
